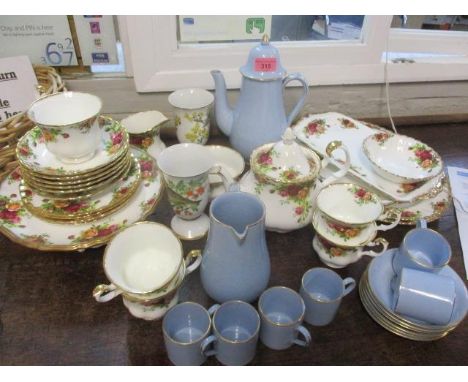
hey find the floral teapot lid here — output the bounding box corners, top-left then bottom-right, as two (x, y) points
(240, 35), (287, 81)
(251, 128), (321, 184)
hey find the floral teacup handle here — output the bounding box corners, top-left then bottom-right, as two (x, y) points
(376, 209), (401, 231)
(359, 237), (389, 258)
(209, 165), (234, 192)
(93, 283), (122, 303)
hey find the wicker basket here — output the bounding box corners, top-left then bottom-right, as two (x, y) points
(0, 65), (65, 179)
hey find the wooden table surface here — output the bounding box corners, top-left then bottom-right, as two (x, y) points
(0, 122), (467, 366)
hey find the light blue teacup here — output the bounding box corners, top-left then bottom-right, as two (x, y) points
(393, 267), (456, 325)
(300, 268), (356, 326)
(201, 300), (260, 366)
(162, 302), (217, 366)
(393, 219), (451, 276)
(258, 286), (311, 350)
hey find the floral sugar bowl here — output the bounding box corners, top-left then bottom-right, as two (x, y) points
(239, 128), (351, 232)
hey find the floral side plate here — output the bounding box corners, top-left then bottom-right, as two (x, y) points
(0, 146), (162, 251)
(293, 112), (444, 203)
(17, 116), (129, 176)
(362, 133), (443, 184)
(19, 155), (142, 223)
(379, 176), (451, 225)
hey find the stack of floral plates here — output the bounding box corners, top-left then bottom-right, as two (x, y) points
(359, 249), (468, 341)
(293, 112), (451, 225)
(0, 117), (163, 251)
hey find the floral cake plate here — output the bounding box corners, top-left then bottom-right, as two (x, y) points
(293, 112), (444, 203)
(362, 132), (443, 184)
(16, 116), (128, 177)
(18, 156), (141, 223)
(0, 146), (162, 251)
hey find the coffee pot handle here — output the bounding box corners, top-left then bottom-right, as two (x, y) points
(283, 73), (309, 125)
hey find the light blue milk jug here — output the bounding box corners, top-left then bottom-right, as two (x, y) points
(211, 35), (309, 159)
(200, 185), (270, 303)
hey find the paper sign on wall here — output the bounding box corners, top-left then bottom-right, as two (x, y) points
(0, 16), (77, 66)
(0, 56), (38, 123)
(179, 16), (272, 42)
(73, 16), (118, 65)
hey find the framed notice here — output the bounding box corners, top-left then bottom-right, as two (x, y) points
(0, 56), (38, 123)
(0, 16), (77, 66)
(73, 16), (118, 65)
(179, 16), (272, 42)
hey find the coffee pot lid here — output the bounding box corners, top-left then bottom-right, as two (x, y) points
(240, 35), (286, 81)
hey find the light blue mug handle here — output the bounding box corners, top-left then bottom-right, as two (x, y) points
(283, 73), (309, 125)
(228, 182), (240, 192)
(342, 277), (356, 297)
(200, 335), (217, 357)
(417, 218), (427, 229)
(293, 325), (312, 347)
(207, 304), (220, 316)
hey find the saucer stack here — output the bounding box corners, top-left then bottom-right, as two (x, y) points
(359, 249), (468, 341)
(15, 116), (139, 224)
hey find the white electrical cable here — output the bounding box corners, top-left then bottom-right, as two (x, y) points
(384, 30), (398, 134)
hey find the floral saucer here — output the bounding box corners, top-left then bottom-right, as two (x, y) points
(0, 146), (162, 251)
(17, 116), (129, 177)
(362, 133), (443, 184)
(312, 210), (379, 248)
(19, 156), (141, 223)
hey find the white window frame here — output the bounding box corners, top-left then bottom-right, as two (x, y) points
(120, 15), (468, 92)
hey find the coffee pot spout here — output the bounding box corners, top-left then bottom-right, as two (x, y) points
(211, 70), (234, 136)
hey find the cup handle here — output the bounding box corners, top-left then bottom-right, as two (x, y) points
(92, 283), (122, 303)
(376, 209), (401, 231)
(342, 277), (356, 297)
(359, 238), (389, 258)
(293, 325), (312, 347)
(207, 304), (220, 316)
(200, 334), (217, 357)
(185, 249), (202, 275)
(209, 165), (234, 191)
(417, 218), (428, 229)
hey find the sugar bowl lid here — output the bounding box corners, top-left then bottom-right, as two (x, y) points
(240, 35), (286, 81)
(251, 128), (320, 184)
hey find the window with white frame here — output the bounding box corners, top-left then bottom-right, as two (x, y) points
(120, 15), (468, 92)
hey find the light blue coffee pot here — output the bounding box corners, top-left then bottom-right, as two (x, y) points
(200, 185), (270, 303)
(211, 35), (309, 159)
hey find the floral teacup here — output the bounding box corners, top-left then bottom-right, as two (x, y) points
(27, 92), (102, 164)
(168, 88), (214, 145)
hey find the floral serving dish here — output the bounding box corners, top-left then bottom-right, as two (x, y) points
(362, 132), (443, 184)
(0, 146), (162, 251)
(239, 128), (350, 232)
(293, 112), (444, 203)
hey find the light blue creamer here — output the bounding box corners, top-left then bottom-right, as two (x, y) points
(200, 185), (270, 303)
(211, 35), (309, 159)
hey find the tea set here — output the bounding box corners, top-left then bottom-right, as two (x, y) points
(0, 35), (466, 365)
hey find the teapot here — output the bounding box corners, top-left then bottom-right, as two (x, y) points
(211, 35), (309, 159)
(239, 128), (351, 233)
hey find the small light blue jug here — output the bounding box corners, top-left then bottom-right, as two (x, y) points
(200, 185), (270, 303)
(211, 35), (309, 159)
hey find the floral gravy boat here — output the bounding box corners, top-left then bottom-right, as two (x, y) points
(239, 128), (350, 232)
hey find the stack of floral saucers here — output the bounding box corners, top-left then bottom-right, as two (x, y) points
(359, 249), (468, 341)
(311, 183), (400, 268)
(0, 115), (163, 251)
